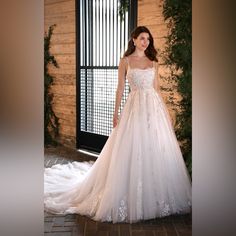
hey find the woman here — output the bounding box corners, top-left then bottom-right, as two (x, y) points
(44, 26), (192, 223)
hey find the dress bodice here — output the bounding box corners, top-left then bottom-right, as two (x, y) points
(126, 67), (155, 91)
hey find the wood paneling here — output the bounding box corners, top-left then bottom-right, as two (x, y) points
(53, 105), (75, 120)
(45, 1), (75, 15)
(50, 84), (76, 96)
(59, 124), (76, 137)
(49, 33), (76, 44)
(138, 0), (181, 126)
(56, 112), (76, 123)
(44, 23), (75, 34)
(49, 43), (75, 55)
(45, 11), (75, 25)
(52, 74), (76, 85)
(45, 0), (76, 148)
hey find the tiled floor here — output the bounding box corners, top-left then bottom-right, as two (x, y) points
(44, 146), (192, 236)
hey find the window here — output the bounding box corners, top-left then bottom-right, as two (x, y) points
(76, 0), (137, 152)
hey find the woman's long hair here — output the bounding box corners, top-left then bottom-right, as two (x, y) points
(123, 26), (158, 62)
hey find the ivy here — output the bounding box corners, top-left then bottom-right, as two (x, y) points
(44, 24), (60, 146)
(118, 0), (129, 21)
(162, 0), (192, 177)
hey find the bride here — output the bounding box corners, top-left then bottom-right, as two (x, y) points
(44, 26), (192, 223)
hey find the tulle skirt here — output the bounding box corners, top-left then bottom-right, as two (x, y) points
(44, 88), (192, 223)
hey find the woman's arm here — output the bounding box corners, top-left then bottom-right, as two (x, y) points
(153, 61), (161, 94)
(113, 58), (127, 128)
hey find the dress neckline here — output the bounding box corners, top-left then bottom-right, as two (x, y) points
(125, 57), (155, 71)
(128, 66), (155, 72)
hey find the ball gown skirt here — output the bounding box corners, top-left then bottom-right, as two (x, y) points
(44, 67), (192, 223)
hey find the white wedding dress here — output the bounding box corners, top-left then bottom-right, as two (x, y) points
(44, 64), (192, 223)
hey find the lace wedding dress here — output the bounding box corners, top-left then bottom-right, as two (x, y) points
(44, 63), (192, 223)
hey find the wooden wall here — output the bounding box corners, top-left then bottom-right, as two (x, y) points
(44, 0), (179, 149)
(45, 0), (76, 148)
(138, 0), (181, 125)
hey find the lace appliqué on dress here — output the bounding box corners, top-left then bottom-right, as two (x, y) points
(118, 198), (128, 221)
(104, 198), (128, 222)
(160, 202), (171, 217)
(127, 68), (155, 91)
(157, 196), (192, 217)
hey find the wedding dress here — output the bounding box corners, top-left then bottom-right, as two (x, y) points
(44, 61), (192, 223)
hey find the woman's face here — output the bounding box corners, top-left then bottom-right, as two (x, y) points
(133, 32), (150, 51)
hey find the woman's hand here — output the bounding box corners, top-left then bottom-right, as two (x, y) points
(113, 113), (119, 128)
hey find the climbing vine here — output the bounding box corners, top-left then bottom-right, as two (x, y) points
(118, 0), (129, 21)
(162, 0), (192, 177)
(44, 24), (60, 146)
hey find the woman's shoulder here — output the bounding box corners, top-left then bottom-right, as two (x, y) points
(125, 53), (136, 59)
(123, 53), (138, 59)
(120, 56), (129, 65)
(121, 55), (130, 60)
